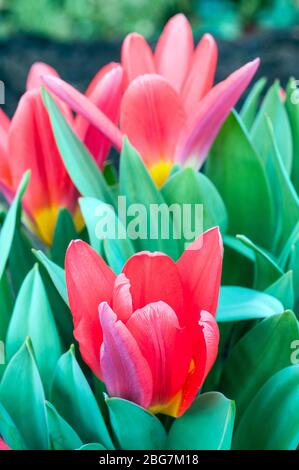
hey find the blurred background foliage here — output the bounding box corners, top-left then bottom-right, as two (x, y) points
(0, 0), (298, 41)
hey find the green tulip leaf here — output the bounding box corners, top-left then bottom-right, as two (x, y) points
(237, 235), (283, 290)
(251, 81), (293, 174)
(119, 138), (179, 259)
(206, 111), (275, 250)
(161, 168), (227, 251)
(0, 338), (49, 449)
(285, 78), (299, 192)
(46, 401), (83, 450)
(32, 249), (68, 305)
(106, 397), (167, 450)
(51, 208), (78, 267)
(217, 286), (283, 322)
(240, 77), (267, 129)
(51, 346), (114, 449)
(167, 392), (235, 450)
(265, 271), (294, 311)
(233, 365), (299, 449)
(220, 311), (299, 424)
(0, 402), (26, 450)
(0, 171), (30, 280)
(6, 265), (62, 394)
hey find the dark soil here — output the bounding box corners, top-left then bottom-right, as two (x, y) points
(1, 28), (299, 117)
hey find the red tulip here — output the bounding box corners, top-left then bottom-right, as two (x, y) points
(0, 438), (10, 450)
(43, 14), (259, 187)
(0, 61), (124, 244)
(65, 227), (222, 417)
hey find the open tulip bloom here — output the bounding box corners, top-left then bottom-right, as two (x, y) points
(42, 13), (259, 187)
(65, 227), (222, 417)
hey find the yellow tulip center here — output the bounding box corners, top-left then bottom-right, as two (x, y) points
(149, 161), (173, 188)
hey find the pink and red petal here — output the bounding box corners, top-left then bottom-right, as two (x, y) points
(127, 301), (192, 407)
(120, 74), (186, 166)
(121, 33), (155, 84)
(122, 251), (185, 326)
(8, 89), (76, 217)
(75, 65), (124, 168)
(42, 75), (123, 152)
(177, 227), (223, 323)
(175, 58), (260, 167)
(155, 14), (193, 93)
(182, 33), (218, 113)
(84, 62), (120, 97)
(177, 310), (219, 416)
(99, 302), (153, 408)
(65, 240), (116, 378)
(26, 62), (59, 90)
(112, 273), (133, 323)
(0, 438), (10, 451)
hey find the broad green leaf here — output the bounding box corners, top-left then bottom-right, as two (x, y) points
(0, 338), (49, 449)
(285, 78), (299, 192)
(0, 402), (26, 450)
(80, 197), (135, 273)
(42, 89), (114, 205)
(103, 238), (135, 274)
(222, 238), (254, 287)
(161, 168), (227, 251)
(223, 235), (254, 262)
(206, 111), (275, 249)
(220, 311), (299, 424)
(46, 401), (83, 450)
(237, 235), (283, 290)
(265, 271), (294, 310)
(79, 197), (104, 254)
(240, 77), (267, 129)
(32, 250), (68, 305)
(119, 138), (179, 259)
(167, 392), (235, 450)
(217, 286), (283, 322)
(251, 81), (293, 174)
(277, 221), (299, 269)
(51, 208), (78, 267)
(106, 397), (166, 450)
(6, 265), (62, 394)
(77, 443), (106, 450)
(8, 225), (36, 294)
(287, 237), (299, 314)
(233, 365), (299, 449)
(0, 272), (14, 342)
(266, 120), (299, 252)
(0, 171), (30, 280)
(51, 347), (114, 449)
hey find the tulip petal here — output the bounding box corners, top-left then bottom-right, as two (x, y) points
(112, 273), (133, 323)
(0, 109), (11, 192)
(8, 89), (76, 242)
(84, 62), (120, 97)
(199, 310), (220, 379)
(99, 302), (153, 408)
(177, 227), (223, 321)
(127, 301), (192, 410)
(182, 33), (218, 113)
(75, 65), (124, 168)
(120, 74), (186, 166)
(121, 33), (155, 84)
(123, 251), (185, 325)
(42, 75), (123, 152)
(65, 240), (116, 378)
(175, 58), (260, 167)
(177, 310), (220, 416)
(26, 62), (59, 90)
(155, 14), (193, 93)
(0, 438), (10, 451)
